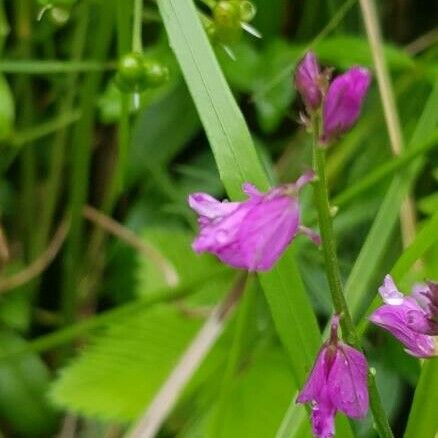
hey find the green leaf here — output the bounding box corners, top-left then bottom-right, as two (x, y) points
(404, 361), (438, 438)
(126, 82), (200, 189)
(253, 40), (296, 133)
(135, 227), (231, 306)
(50, 305), (202, 421)
(315, 36), (415, 71)
(156, 0), (321, 388)
(0, 331), (57, 437)
(208, 346), (297, 438)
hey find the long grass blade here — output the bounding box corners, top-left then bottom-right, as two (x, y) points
(156, 0), (321, 390)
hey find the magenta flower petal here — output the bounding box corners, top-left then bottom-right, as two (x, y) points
(378, 274), (404, 305)
(235, 195), (300, 270)
(294, 51), (323, 110)
(369, 275), (437, 358)
(188, 173), (318, 272)
(328, 344), (369, 418)
(188, 193), (240, 219)
(297, 316), (369, 438)
(310, 394), (336, 438)
(297, 347), (330, 404)
(322, 67), (371, 142)
(413, 281), (438, 334)
(370, 304), (436, 358)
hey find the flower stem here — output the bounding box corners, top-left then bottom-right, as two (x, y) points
(312, 120), (394, 438)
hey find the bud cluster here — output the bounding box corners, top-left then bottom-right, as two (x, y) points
(204, 0), (257, 45)
(115, 52), (169, 94)
(294, 52), (371, 144)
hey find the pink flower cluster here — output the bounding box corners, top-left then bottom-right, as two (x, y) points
(295, 52), (372, 143)
(187, 51), (435, 438)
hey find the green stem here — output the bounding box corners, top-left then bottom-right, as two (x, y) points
(0, 60), (113, 74)
(37, 6), (89, 253)
(0, 0), (10, 54)
(312, 120), (394, 438)
(79, 0), (133, 300)
(132, 0), (143, 52)
(15, 0), (37, 262)
(62, 1), (115, 324)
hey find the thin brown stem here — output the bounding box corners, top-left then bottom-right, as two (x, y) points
(0, 219), (69, 293)
(129, 273), (248, 438)
(82, 205), (179, 287)
(358, 0), (418, 249)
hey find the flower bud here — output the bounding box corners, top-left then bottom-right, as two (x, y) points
(297, 315), (369, 438)
(213, 1), (241, 28)
(294, 51), (323, 111)
(115, 52), (146, 93)
(143, 59), (169, 88)
(322, 67), (371, 143)
(239, 1), (257, 22)
(213, 1), (242, 43)
(115, 53), (169, 93)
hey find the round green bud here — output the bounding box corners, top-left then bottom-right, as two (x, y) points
(48, 6), (71, 26)
(213, 1), (241, 29)
(116, 52), (146, 92)
(204, 20), (217, 41)
(143, 59), (169, 88)
(239, 1), (256, 22)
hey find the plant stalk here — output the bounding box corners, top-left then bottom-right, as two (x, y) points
(312, 119), (394, 438)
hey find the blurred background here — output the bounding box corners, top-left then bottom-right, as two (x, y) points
(0, 0), (437, 437)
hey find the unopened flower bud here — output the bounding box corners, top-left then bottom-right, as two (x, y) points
(322, 67), (371, 143)
(294, 51), (323, 111)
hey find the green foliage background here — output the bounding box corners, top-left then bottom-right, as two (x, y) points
(0, 0), (437, 437)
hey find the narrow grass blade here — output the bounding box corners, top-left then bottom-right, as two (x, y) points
(156, 0), (321, 387)
(345, 79), (438, 320)
(404, 361), (438, 438)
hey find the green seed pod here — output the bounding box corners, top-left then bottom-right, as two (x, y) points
(115, 52), (147, 93)
(213, 1), (241, 29)
(143, 59), (169, 88)
(239, 1), (256, 22)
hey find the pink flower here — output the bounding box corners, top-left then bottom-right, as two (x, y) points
(293, 52), (371, 143)
(369, 275), (437, 358)
(188, 172), (319, 272)
(322, 67), (371, 143)
(297, 316), (369, 438)
(294, 51), (323, 111)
